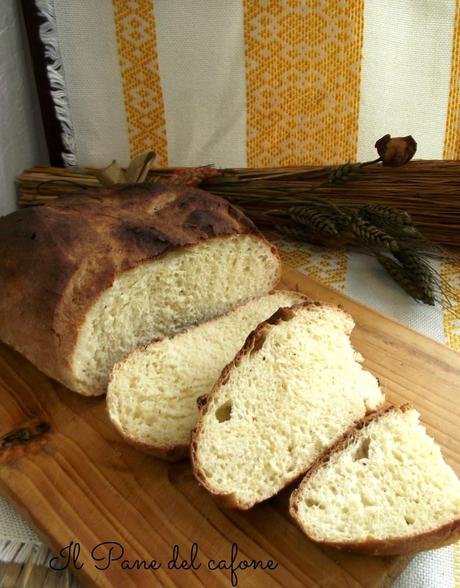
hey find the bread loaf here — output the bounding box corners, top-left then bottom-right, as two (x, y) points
(0, 184), (280, 395)
(290, 405), (460, 555)
(107, 290), (307, 460)
(191, 302), (384, 509)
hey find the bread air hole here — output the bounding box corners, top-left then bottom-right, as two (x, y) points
(215, 401), (232, 423)
(305, 498), (325, 509)
(352, 437), (371, 461)
(405, 515), (415, 525)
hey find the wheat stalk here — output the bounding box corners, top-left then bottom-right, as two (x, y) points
(376, 254), (435, 305)
(288, 206), (340, 237)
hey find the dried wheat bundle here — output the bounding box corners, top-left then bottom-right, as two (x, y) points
(17, 160), (460, 248)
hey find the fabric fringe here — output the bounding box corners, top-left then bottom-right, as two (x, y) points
(0, 539), (82, 586)
(35, 0), (77, 166)
(0, 538), (50, 566)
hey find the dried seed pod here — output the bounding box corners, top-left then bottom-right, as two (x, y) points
(289, 206), (339, 237)
(377, 254), (435, 305)
(350, 217), (400, 252)
(375, 134), (417, 166)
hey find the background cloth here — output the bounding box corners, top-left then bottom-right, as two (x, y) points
(26, 0), (460, 168)
(5, 1), (460, 585)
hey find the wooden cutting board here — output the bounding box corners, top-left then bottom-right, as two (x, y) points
(1, 265), (459, 588)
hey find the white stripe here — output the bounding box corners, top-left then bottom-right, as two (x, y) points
(54, 0), (130, 167)
(357, 0), (456, 161)
(154, 0), (247, 167)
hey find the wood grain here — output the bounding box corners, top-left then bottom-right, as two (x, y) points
(0, 265), (458, 588)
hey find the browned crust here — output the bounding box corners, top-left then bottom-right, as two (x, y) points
(106, 291), (310, 462)
(289, 404), (460, 555)
(0, 184), (278, 394)
(190, 301), (354, 510)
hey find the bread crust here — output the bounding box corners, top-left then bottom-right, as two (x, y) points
(106, 291), (310, 462)
(0, 184), (278, 393)
(289, 404), (460, 555)
(190, 301), (354, 509)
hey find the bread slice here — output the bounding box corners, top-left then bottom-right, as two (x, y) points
(191, 302), (384, 509)
(0, 184), (280, 395)
(290, 405), (460, 555)
(107, 291), (307, 461)
(72, 232), (278, 396)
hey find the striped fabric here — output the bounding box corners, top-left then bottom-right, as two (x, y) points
(112, 0), (168, 164)
(49, 0), (460, 166)
(11, 1), (460, 585)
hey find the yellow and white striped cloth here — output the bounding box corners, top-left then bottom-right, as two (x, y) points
(3, 1), (460, 585)
(50, 0), (460, 167)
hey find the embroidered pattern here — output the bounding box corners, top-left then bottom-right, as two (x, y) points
(243, 0), (364, 166)
(112, 0), (168, 163)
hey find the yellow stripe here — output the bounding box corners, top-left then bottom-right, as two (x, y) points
(243, 0), (364, 167)
(112, 0), (168, 164)
(444, 0), (460, 159)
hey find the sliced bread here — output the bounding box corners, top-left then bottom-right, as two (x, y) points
(290, 405), (460, 555)
(0, 184), (280, 395)
(191, 302), (384, 509)
(107, 291), (307, 460)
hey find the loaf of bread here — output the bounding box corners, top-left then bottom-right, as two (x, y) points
(290, 405), (460, 555)
(107, 290), (307, 460)
(191, 302), (384, 509)
(0, 184), (280, 396)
